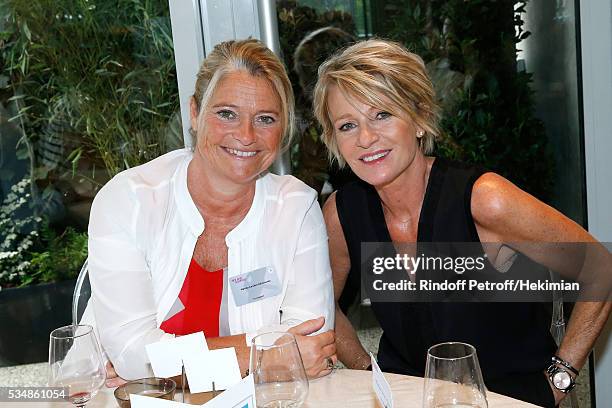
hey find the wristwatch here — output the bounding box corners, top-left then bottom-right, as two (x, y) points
(546, 356), (578, 393)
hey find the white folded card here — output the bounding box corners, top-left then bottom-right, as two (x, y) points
(129, 374), (255, 408)
(183, 347), (242, 393)
(146, 332), (209, 378)
(201, 374), (256, 408)
(371, 352), (394, 408)
(129, 394), (190, 408)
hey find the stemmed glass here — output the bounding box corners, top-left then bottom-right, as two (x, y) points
(422, 342), (488, 408)
(48, 324), (106, 407)
(250, 332), (309, 408)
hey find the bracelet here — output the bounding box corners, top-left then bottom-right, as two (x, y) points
(552, 355), (579, 376)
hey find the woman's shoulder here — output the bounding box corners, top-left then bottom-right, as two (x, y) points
(114, 149), (191, 186)
(91, 149), (191, 217)
(260, 173), (317, 202)
(99, 149), (189, 192)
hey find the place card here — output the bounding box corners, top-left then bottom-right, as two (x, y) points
(183, 347), (242, 393)
(129, 393), (191, 408)
(146, 332), (209, 378)
(371, 352), (394, 408)
(201, 374), (256, 408)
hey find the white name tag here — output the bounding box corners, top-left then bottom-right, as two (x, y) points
(229, 266), (282, 307)
(371, 352), (394, 408)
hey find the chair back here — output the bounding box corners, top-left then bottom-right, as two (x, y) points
(72, 259), (91, 326)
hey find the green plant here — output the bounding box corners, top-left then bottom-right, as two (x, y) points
(1, 0), (179, 194)
(0, 178), (41, 288)
(27, 225), (87, 286)
(1, 0), (173, 287)
(0, 178), (87, 289)
(377, 0), (553, 199)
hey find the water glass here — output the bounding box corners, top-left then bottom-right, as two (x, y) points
(250, 332), (308, 408)
(48, 324), (106, 407)
(422, 342), (488, 408)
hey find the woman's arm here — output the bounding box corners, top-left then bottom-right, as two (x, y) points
(471, 172), (612, 404)
(88, 178), (179, 380)
(323, 192), (371, 370)
(276, 197), (337, 378)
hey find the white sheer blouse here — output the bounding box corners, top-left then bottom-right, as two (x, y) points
(82, 149), (334, 379)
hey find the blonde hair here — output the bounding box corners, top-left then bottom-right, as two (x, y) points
(313, 39), (440, 166)
(192, 39), (295, 149)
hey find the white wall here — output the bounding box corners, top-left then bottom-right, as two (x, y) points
(579, 1), (612, 405)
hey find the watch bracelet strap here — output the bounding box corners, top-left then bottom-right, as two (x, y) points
(547, 364), (577, 394)
(552, 355), (579, 376)
(557, 381), (577, 394)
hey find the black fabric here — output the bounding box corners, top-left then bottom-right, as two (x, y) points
(336, 157), (557, 407)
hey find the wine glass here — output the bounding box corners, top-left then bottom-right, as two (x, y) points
(422, 342), (488, 408)
(250, 332), (309, 408)
(48, 324), (106, 407)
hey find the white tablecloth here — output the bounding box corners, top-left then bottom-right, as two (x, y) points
(7, 369), (540, 407)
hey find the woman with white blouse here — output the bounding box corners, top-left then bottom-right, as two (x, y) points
(83, 39), (335, 384)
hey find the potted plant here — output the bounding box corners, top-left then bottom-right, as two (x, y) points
(0, 178), (87, 366)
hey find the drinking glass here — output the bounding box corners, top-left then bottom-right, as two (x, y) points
(422, 342), (488, 408)
(48, 324), (106, 407)
(250, 332), (309, 408)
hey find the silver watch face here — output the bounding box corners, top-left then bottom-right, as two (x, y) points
(553, 370), (572, 389)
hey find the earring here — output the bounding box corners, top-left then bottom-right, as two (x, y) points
(417, 130), (425, 138)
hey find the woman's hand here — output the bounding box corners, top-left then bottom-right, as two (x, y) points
(288, 317), (337, 379)
(105, 361), (127, 388)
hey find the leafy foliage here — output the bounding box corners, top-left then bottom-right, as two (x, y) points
(28, 225), (87, 286)
(0, 178), (41, 287)
(0, 178), (87, 289)
(0, 0), (179, 188)
(378, 0), (553, 199)
(0, 0), (174, 287)
(279, 0), (553, 200)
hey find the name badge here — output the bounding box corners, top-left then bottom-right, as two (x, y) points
(229, 266), (282, 307)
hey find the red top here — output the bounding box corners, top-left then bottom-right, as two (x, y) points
(160, 259), (223, 337)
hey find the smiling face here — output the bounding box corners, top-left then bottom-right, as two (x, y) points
(190, 70), (282, 186)
(327, 84), (423, 188)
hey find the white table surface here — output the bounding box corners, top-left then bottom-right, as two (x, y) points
(6, 369), (540, 408)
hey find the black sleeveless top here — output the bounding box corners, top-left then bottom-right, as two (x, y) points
(336, 158), (556, 382)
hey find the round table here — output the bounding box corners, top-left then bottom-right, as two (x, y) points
(12, 369), (539, 407)
(303, 369), (538, 407)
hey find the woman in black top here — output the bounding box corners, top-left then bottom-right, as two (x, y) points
(312, 39), (610, 407)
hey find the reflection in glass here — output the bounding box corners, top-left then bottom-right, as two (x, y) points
(423, 342), (488, 408)
(48, 325), (106, 407)
(250, 332), (309, 408)
(0, 0), (179, 366)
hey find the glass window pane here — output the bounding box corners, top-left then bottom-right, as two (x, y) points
(280, 0), (584, 220)
(0, 0), (179, 366)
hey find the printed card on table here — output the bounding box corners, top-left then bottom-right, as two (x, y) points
(129, 394), (190, 408)
(371, 352), (394, 408)
(129, 374), (256, 408)
(201, 374), (256, 408)
(145, 331), (209, 377)
(183, 347), (242, 393)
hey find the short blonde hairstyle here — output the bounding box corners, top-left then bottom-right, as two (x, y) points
(313, 39), (440, 166)
(192, 39), (295, 149)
